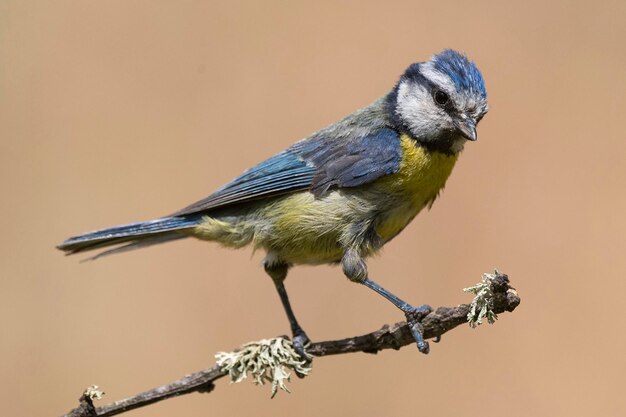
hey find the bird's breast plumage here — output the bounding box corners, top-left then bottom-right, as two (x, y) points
(373, 134), (458, 242)
(258, 133), (458, 262)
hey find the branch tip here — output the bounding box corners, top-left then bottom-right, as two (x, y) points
(463, 270), (510, 327)
(84, 385), (105, 401)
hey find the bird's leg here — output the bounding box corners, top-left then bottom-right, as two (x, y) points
(360, 278), (432, 353)
(264, 261), (312, 362)
(342, 248), (432, 354)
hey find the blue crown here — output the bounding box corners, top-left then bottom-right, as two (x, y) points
(432, 49), (486, 99)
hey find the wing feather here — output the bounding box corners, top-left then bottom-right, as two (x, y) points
(173, 151), (315, 215)
(173, 126), (402, 216)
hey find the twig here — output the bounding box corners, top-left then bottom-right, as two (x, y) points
(61, 272), (520, 417)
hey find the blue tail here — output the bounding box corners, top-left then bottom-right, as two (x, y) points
(57, 216), (201, 259)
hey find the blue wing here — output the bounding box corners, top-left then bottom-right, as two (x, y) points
(173, 127), (402, 216)
(173, 150), (316, 215)
(293, 127), (402, 196)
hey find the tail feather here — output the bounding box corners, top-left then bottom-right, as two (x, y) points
(57, 216), (201, 256)
(81, 233), (189, 261)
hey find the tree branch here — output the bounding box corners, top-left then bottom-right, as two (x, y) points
(62, 272), (520, 417)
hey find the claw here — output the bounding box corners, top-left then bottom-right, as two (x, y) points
(292, 332), (311, 361)
(404, 304), (433, 354)
(291, 331), (312, 377)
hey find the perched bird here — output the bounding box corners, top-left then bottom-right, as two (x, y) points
(58, 49), (488, 356)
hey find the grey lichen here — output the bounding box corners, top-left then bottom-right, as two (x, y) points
(84, 385), (105, 401)
(215, 337), (312, 397)
(463, 270), (500, 327)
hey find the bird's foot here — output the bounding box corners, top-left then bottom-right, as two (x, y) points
(291, 329), (312, 376)
(404, 304), (433, 354)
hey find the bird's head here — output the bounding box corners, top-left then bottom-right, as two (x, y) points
(388, 49), (488, 154)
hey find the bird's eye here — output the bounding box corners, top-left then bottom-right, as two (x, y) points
(433, 90), (450, 106)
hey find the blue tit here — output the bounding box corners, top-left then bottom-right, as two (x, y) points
(59, 49), (488, 356)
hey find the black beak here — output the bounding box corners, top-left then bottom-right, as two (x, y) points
(455, 118), (477, 141)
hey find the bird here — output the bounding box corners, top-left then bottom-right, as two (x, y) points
(58, 49), (488, 357)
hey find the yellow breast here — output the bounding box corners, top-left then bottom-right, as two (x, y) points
(374, 134), (459, 240)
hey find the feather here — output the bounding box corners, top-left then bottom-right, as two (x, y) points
(173, 125), (402, 216)
(57, 216), (199, 254)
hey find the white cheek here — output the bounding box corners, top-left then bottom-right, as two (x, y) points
(396, 82), (450, 140)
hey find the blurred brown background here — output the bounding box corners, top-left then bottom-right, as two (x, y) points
(1, 1), (625, 416)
